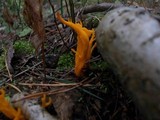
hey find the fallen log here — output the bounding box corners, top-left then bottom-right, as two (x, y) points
(96, 7), (160, 120)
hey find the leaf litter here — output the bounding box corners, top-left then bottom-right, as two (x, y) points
(0, 1), (146, 120)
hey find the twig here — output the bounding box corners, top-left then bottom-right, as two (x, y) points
(4, 47), (13, 81)
(6, 83), (22, 93)
(48, 0), (70, 52)
(12, 77), (90, 103)
(69, 0), (75, 23)
(18, 82), (92, 87)
(64, 0), (70, 17)
(60, 68), (74, 78)
(5, 56), (12, 81)
(41, 42), (46, 79)
(89, 55), (101, 63)
(14, 61), (42, 78)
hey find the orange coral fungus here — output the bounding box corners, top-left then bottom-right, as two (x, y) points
(0, 89), (25, 120)
(56, 12), (96, 77)
(41, 94), (52, 108)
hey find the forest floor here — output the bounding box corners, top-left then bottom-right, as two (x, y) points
(1, 0), (158, 120)
(0, 20), (144, 120)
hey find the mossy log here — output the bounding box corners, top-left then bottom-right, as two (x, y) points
(96, 7), (160, 120)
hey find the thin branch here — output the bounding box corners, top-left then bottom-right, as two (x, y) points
(19, 82), (92, 87)
(69, 0), (75, 23)
(64, 0), (70, 17)
(12, 77), (91, 103)
(5, 56), (12, 81)
(14, 61), (42, 78)
(48, 0), (70, 52)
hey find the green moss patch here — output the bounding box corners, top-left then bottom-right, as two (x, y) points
(13, 40), (35, 55)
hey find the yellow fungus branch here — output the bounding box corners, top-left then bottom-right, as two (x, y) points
(56, 12), (96, 77)
(41, 94), (52, 108)
(0, 89), (25, 120)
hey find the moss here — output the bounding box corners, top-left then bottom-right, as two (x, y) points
(90, 59), (108, 71)
(13, 40), (35, 55)
(57, 52), (74, 70)
(0, 51), (5, 70)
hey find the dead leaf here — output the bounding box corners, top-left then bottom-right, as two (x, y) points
(30, 34), (42, 53)
(52, 93), (75, 120)
(2, 7), (14, 28)
(23, 0), (45, 52)
(5, 41), (14, 74)
(4, 33), (17, 78)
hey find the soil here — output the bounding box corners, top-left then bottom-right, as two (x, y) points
(0, 43), (144, 120)
(0, 1), (147, 119)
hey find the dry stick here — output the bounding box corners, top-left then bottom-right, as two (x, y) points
(69, 0), (75, 23)
(14, 61), (42, 78)
(41, 42), (46, 80)
(5, 56), (12, 81)
(48, 0), (70, 52)
(12, 77), (90, 103)
(5, 61), (42, 82)
(89, 55), (101, 63)
(6, 83), (22, 93)
(19, 82), (92, 87)
(60, 68), (74, 79)
(12, 85), (79, 103)
(64, 0), (71, 17)
(20, 55), (34, 69)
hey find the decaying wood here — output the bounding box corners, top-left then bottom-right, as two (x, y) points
(80, 2), (154, 14)
(82, 2), (123, 14)
(96, 7), (160, 120)
(11, 93), (57, 120)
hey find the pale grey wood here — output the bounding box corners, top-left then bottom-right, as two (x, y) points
(96, 7), (160, 120)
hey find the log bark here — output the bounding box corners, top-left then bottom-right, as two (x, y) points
(96, 7), (160, 120)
